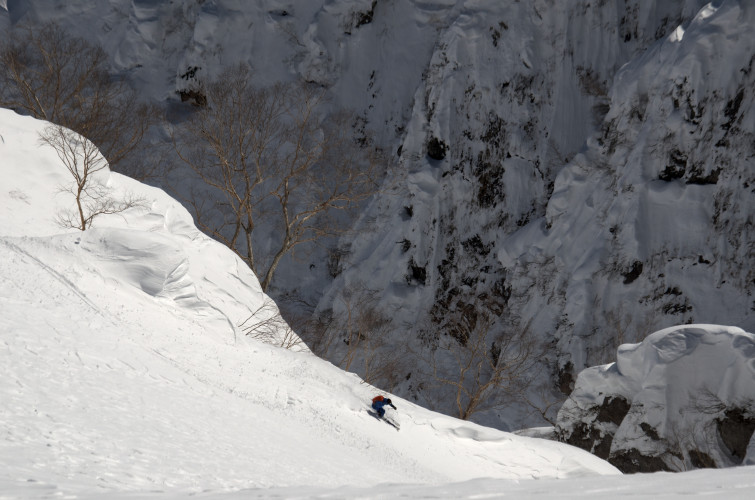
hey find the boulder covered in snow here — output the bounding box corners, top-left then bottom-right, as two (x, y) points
(556, 324), (755, 473)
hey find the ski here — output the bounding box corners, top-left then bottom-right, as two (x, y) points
(367, 409), (400, 430)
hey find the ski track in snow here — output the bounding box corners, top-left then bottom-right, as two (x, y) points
(0, 238), (103, 315)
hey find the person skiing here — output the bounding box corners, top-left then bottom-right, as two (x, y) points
(371, 395), (397, 418)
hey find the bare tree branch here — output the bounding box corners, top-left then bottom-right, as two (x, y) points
(424, 298), (541, 420)
(238, 297), (303, 350)
(173, 63), (383, 291)
(0, 22), (162, 180)
(39, 124), (146, 230)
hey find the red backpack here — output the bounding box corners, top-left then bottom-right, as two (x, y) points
(372, 395), (385, 404)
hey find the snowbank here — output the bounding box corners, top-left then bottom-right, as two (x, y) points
(0, 108), (280, 346)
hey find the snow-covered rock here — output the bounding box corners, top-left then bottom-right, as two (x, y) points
(556, 324), (755, 472)
(496, 0), (755, 386)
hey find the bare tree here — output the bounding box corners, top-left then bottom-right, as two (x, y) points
(0, 22), (161, 179)
(39, 124), (145, 230)
(299, 309), (340, 358)
(174, 63), (382, 291)
(522, 385), (567, 426)
(425, 300), (540, 421)
(291, 283), (407, 389)
(335, 284), (408, 389)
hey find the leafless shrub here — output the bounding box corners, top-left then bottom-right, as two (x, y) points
(588, 303), (657, 366)
(656, 412), (718, 471)
(338, 285), (405, 387)
(299, 308), (339, 358)
(523, 385), (567, 427)
(39, 124), (146, 230)
(238, 297), (303, 350)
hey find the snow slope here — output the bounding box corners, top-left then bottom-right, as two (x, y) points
(0, 108), (624, 497)
(2, 0), (753, 434)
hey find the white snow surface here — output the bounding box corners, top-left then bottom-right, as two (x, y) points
(0, 108), (629, 497)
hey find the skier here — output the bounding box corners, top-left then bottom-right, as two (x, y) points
(371, 395), (397, 418)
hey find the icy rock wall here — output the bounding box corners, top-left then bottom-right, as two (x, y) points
(497, 0), (755, 384)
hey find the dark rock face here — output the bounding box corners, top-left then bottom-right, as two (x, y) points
(426, 137), (447, 160)
(658, 149), (687, 181)
(559, 398), (755, 472)
(559, 400), (676, 473)
(560, 399), (755, 473)
(717, 408), (755, 462)
(563, 422), (613, 459)
(557, 362), (575, 395)
(610, 448), (673, 474)
(595, 396), (631, 426)
(688, 449), (717, 469)
(558, 395), (630, 460)
(556, 326), (755, 473)
(621, 260), (643, 284)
